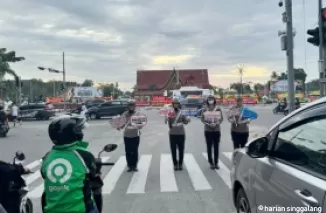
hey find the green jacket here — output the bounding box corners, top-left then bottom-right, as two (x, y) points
(41, 141), (97, 213)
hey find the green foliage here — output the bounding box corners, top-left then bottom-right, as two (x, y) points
(0, 48), (25, 86)
(81, 79), (93, 87)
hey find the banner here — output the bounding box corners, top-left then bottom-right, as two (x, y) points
(109, 115), (127, 129)
(130, 114), (147, 128)
(203, 111), (222, 123)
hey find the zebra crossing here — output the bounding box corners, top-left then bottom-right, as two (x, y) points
(23, 152), (234, 199)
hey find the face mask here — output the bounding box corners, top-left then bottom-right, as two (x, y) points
(208, 100), (214, 104)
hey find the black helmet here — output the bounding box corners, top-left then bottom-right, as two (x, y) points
(48, 115), (88, 145)
(206, 95), (216, 105)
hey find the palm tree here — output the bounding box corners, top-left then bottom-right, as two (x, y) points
(0, 48), (25, 86)
(271, 71), (278, 80)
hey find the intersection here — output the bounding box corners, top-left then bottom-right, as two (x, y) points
(0, 107), (282, 213)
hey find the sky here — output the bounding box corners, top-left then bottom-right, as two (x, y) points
(0, 0), (322, 91)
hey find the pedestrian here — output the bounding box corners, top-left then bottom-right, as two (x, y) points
(10, 102), (19, 127)
(201, 95), (223, 169)
(118, 101), (142, 172)
(167, 98), (190, 171)
(228, 97), (250, 150)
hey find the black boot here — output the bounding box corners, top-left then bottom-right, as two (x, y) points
(127, 167), (132, 172)
(178, 164), (183, 170)
(215, 164), (220, 170)
(174, 165), (178, 171)
(133, 166), (138, 172)
(210, 164), (215, 170)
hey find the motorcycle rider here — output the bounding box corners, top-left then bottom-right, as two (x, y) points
(167, 98), (190, 171)
(118, 101), (142, 172)
(0, 105), (9, 130)
(201, 95), (223, 169)
(0, 158), (30, 213)
(40, 115), (99, 213)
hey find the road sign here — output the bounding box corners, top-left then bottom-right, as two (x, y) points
(320, 78), (326, 83)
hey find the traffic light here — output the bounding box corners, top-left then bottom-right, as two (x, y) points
(61, 84), (65, 91)
(307, 27), (320, 46)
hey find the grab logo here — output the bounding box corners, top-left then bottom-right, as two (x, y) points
(46, 158), (73, 184)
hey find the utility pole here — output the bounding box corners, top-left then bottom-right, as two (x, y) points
(279, 0), (295, 112)
(319, 0), (325, 96)
(237, 64), (244, 96)
(62, 52), (66, 111)
(18, 76), (22, 105)
(285, 0), (295, 112)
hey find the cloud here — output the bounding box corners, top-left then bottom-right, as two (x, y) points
(0, 0), (320, 89)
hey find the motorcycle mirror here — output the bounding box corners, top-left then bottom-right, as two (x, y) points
(15, 151), (25, 161)
(103, 144), (118, 152)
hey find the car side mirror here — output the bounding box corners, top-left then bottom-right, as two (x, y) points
(247, 137), (268, 158)
(103, 144), (118, 152)
(15, 151), (25, 161)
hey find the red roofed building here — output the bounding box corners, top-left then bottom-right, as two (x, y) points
(135, 69), (212, 96)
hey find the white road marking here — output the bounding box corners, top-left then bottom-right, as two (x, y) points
(203, 153), (231, 188)
(184, 153), (212, 191)
(126, 155), (152, 194)
(160, 154), (178, 192)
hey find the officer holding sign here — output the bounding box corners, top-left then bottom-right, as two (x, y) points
(201, 95), (223, 169)
(118, 101), (142, 172)
(167, 98), (190, 171)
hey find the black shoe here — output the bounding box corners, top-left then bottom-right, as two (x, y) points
(127, 167), (132, 172)
(174, 165), (178, 171)
(178, 165), (183, 170)
(210, 164), (215, 170)
(215, 165), (220, 170)
(133, 167), (138, 172)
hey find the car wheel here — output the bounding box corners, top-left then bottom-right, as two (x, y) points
(90, 113), (97, 120)
(236, 188), (251, 213)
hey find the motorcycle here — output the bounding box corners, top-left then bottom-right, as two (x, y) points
(0, 151), (34, 213)
(92, 144), (117, 213)
(272, 103), (286, 114)
(0, 123), (9, 137)
(284, 104), (300, 116)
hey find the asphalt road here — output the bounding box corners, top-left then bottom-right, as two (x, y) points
(0, 105), (283, 213)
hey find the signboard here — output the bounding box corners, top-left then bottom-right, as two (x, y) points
(109, 115), (127, 129)
(69, 87), (103, 98)
(203, 111), (222, 123)
(130, 114), (147, 128)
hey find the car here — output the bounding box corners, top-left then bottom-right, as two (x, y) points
(231, 97), (326, 213)
(10, 104), (56, 120)
(84, 99), (106, 108)
(86, 100), (128, 119)
(180, 97), (205, 116)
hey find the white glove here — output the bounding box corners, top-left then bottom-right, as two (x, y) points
(209, 123), (217, 128)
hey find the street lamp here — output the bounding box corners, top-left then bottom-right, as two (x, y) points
(38, 66), (66, 110)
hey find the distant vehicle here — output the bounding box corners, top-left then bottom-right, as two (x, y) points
(172, 86), (213, 98)
(84, 99), (106, 108)
(180, 97), (204, 116)
(10, 104), (55, 120)
(231, 97), (326, 213)
(86, 101), (129, 119)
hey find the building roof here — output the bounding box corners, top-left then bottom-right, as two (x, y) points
(135, 69), (211, 92)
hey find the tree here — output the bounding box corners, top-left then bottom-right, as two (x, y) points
(253, 83), (264, 95)
(271, 71), (278, 80)
(277, 69), (307, 83)
(230, 83), (242, 94)
(81, 79), (93, 87)
(0, 48), (25, 86)
(217, 88), (224, 101)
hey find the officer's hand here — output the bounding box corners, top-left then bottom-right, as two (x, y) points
(209, 123), (216, 128)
